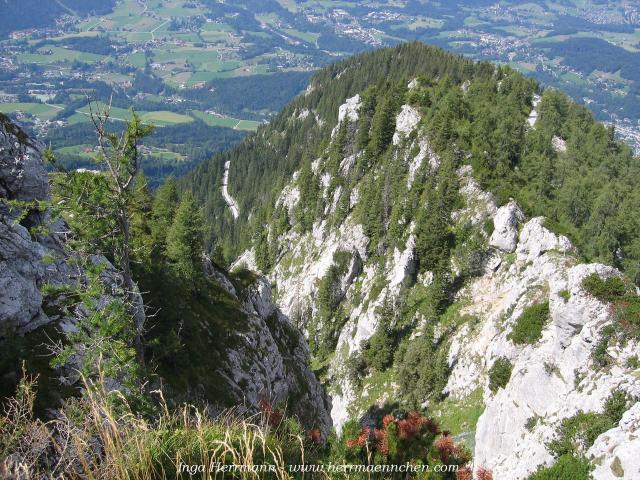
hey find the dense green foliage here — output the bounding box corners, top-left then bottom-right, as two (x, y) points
(308, 250), (354, 361)
(185, 42), (482, 262)
(527, 454), (592, 480)
(508, 301), (550, 345)
(582, 273), (640, 340)
(488, 357), (513, 394)
(582, 273), (628, 302)
(46, 114), (262, 411)
(165, 192), (204, 287)
(548, 389), (635, 458)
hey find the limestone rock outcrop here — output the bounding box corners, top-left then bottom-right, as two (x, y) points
(489, 200), (524, 252)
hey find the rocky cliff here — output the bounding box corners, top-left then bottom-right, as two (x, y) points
(0, 113), (331, 436)
(231, 83), (640, 478)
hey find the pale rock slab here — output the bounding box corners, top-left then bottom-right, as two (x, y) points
(552, 135), (567, 153)
(392, 105), (421, 145)
(489, 200), (525, 252)
(516, 217), (572, 263)
(588, 403), (640, 480)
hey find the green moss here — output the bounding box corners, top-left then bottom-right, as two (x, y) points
(508, 301), (550, 345)
(558, 289), (570, 302)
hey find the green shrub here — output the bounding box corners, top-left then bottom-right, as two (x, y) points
(558, 289), (570, 302)
(582, 273), (627, 302)
(548, 412), (612, 457)
(603, 389), (634, 425)
(548, 390), (634, 458)
(581, 273), (640, 338)
(489, 357), (513, 393)
(592, 324), (615, 368)
(508, 301), (550, 345)
(396, 328), (450, 408)
(527, 454), (591, 480)
(626, 355), (640, 369)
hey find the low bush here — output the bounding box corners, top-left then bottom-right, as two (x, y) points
(548, 411), (613, 457)
(527, 454), (591, 480)
(582, 273), (627, 302)
(488, 357), (513, 393)
(548, 389), (635, 458)
(341, 410), (472, 472)
(582, 273), (640, 339)
(508, 301), (550, 345)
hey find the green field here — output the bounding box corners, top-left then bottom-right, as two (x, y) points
(139, 111), (194, 126)
(191, 111), (261, 131)
(74, 103), (194, 127)
(0, 103), (63, 120)
(18, 46), (108, 64)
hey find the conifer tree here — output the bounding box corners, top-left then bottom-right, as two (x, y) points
(151, 177), (179, 250)
(165, 191), (204, 288)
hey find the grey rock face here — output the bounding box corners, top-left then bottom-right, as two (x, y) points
(0, 116), (141, 348)
(0, 220), (47, 332)
(208, 270), (333, 437)
(489, 200), (525, 252)
(0, 113), (49, 203)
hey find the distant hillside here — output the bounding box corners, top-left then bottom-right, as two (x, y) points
(0, 0), (116, 38)
(184, 42), (640, 284)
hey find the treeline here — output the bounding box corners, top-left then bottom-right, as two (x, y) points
(538, 37), (640, 84)
(31, 35), (123, 56)
(182, 72), (313, 120)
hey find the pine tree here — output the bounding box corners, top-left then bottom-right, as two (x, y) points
(151, 177), (179, 250)
(165, 192), (204, 288)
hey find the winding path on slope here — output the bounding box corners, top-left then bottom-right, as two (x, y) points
(222, 160), (240, 220)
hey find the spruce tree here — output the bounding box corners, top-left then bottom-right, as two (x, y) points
(151, 177), (179, 250)
(165, 192), (204, 288)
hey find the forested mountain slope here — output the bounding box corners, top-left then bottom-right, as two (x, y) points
(0, 111), (331, 441)
(187, 42), (640, 285)
(0, 0), (116, 38)
(185, 42), (640, 479)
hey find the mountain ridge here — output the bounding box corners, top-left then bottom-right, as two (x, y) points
(195, 42), (640, 478)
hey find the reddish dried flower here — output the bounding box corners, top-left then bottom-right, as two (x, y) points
(435, 435), (455, 462)
(455, 466), (473, 480)
(259, 399), (283, 428)
(476, 466), (493, 480)
(306, 428), (322, 444)
(397, 411), (428, 440)
(346, 427), (370, 448)
(424, 417), (441, 435)
(382, 414), (395, 427)
(373, 428), (389, 458)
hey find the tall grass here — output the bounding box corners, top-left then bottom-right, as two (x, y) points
(0, 371), (310, 479)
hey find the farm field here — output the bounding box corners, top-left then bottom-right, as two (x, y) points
(2, 0), (639, 184)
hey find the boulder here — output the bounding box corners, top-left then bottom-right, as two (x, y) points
(489, 200), (524, 252)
